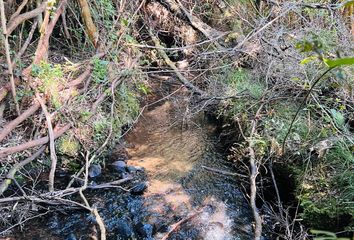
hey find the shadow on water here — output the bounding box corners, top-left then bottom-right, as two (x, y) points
(9, 101), (253, 240)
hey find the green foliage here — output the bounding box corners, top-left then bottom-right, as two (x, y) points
(225, 68), (265, 98)
(136, 82), (151, 95)
(92, 57), (109, 84)
(31, 62), (64, 108)
(115, 83), (140, 124)
(297, 140), (354, 229)
(57, 134), (80, 157)
(93, 83), (139, 144)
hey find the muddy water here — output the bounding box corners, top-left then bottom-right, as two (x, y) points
(123, 101), (253, 239)
(8, 101), (253, 240)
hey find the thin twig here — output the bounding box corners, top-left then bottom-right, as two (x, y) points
(0, 0), (20, 115)
(281, 67), (334, 153)
(0, 145), (46, 194)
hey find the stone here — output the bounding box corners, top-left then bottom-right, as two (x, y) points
(66, 233), (77, 240)
(130, 182), (148, 195)
(127, 166), (144, 173)
(115, 219), (133, 239)
(112, 161), (127, 173)
(134, 222), (153, 239)
(88, 164), (101, 178)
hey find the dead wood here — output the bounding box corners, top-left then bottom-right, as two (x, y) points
(36, 93), (57, 192)
(11, 20), (38, 68)
(159, 0), (224, 41)
(0, 178), (132, 204)
(0, 145), (46, 195)
(149, 30), (204, 95)
(77, 0), (98, 46)
(202, 165), (248, 178)
(6, 1), (46, 35)
(0, 101), (41, 142)
(161, 206), (205, 240)
(0, 123), (71, 159)
(248, 104), (264, 240)
(8, 0), (29, 23)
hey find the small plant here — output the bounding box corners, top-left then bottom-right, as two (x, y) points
(57, 134), (80, 157)
(92, 57), (109, 84)
(31, 61), (64, 108)
(225, 68), (265, 99)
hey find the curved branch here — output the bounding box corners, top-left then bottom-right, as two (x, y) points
(6, 1), (46, 35)
(0, 123), (71, 159)
(0, 146), (45, 195)
(0, 101), (41, 142)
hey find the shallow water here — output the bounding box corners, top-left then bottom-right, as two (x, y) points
(123, 101), (253, 239)
(6, 101), (253, 239)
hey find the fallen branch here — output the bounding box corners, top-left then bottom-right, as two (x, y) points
(36, 93), (57, 192)
(0, 146), (46, 195)
(175, 0), (224, 40)
(0, 101), (41, 142)
(149, 30), (204, 95)
(248, 104), (264, 240)
(0, 123), (71, 159)
(11, 20), (38, 68)
(161, 206), (205, 240)
(0, 177), (132, 204)
(8, 0), (29, 22)
(202, 165), (248, 178)
(0, 68), (92, 142)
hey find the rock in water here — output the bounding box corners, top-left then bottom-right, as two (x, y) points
(66, 233), (77, 240)
(112, 161), (127, 173)
(130, 182), (148, 195)
(115, 219), (133, 239)
(135, 222), (153, 239)
(127, 166), (144, 173)
(88, 164), (102, 178)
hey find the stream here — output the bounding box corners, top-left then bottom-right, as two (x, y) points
(9, 101), (254, 240)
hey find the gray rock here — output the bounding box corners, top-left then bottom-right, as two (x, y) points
(135, 223), (153, 239)
(115, 219), (133, 239)
(112, 161), (127, 173)
(130, 182), (148, 195)
(66, 233), (77, 240)
(127, 166), (144, 173)
(88, 164), (102, 178)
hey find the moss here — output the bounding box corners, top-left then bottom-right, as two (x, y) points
(57, 134), (81, 157)
(31, 62), (64, 108)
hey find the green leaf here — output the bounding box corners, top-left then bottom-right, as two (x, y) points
(324, 57), (354, 68)
(300, 56), (317, 65)
(330, 109), (345, 128)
